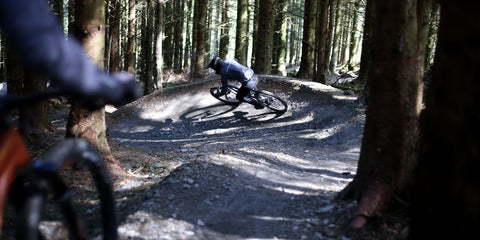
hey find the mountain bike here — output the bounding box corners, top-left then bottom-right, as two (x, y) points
(210, 83), (288, 113)
(0, 89), (118, 240)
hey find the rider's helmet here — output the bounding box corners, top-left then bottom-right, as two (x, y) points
(207, 56), (223, 74)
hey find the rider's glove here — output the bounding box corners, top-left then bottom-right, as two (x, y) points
(99, 72), (140, 107)
(69, 70), (140, 110)
(215, 85), (227, 97)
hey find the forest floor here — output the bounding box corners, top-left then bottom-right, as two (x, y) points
(2, 74), (409, 239)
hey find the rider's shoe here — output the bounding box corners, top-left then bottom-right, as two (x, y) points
(254, 102), (265, 109)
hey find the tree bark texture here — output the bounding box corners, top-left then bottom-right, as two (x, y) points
(142, 0), (155, 95)
(219, 0), (230, 60)
(272, 0), (288, 76)
(173, 0), (184, 73)
(156, 1), (164, 87)
(356, 0), (375, 85)
(312, 0), (330, 84)
(191, 0), (207, 79)
(125, 0), (136, 73)
(347, 0), (360, 71)
(108, 0), (122, 72)
(253, 0), (274, 74)
(410, 2), (480, 238)
(67, 0), (124, 172)
(328, 0), (342, 73)
(338, 0), (427, 229)
(235, 0), (248, 65)
(163, 2), (174, 69)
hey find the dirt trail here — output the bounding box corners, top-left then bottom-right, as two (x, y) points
(107, 76), (367, 240)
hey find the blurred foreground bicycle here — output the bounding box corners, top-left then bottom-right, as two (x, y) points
(0, 89), (118, 240)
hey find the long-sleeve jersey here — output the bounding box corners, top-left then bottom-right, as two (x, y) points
(0, 0), (105, 96)
(219, 59), (255, 94)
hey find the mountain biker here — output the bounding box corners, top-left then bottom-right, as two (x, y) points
(0, 0), (138, 107)
(207, 57), (264, 109)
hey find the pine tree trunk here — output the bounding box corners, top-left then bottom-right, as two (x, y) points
(411, 1), (480, 238)
(108, 0), (121, 72)
(142, 0), (155, 95)
(338, 0), (429, 230)
(173, 0), (184, 73)
(126, 0), (136, 73)
(235, 0), (248, 65)
(18, 72), (48, 143)
(251, 0), (259, 67)
(346, 0), (360, 71)
(272, 0), (288, 76)
(329, 0), (341, 73)
(66, 0), (125, 173)
(163, 2), (174, 69)
(312, 0), (330, 84)
(156, 1), (164, 88)
(219, 0), (230, 59)
(191, 0), (207, 79)
(183, 0), (192, 72)
(5, 41), (23, 96)
(253, 0), (274, 74)
(356, 0), (375, 85)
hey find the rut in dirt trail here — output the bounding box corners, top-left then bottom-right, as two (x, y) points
(107, 77), (365, 240)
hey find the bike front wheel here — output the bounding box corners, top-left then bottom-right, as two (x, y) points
(210, 85), (240, 105)
(256, 90), (288, 113)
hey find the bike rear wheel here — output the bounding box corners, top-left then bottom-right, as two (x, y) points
(255, 90), (288, 113)
(210, 84), (240, 104)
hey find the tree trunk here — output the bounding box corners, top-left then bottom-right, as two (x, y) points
(251, 0), (259, 67)
(18, 72), (48, 143)
(219, 0), (230, 60)
(339, 10), (349, 67)
(272, 0), (288, 76)
(312, 0), (330, 84)
(253, 0), (274, 74)
(142, 0), (155, 95)
(191, 0), (207, 79)
(163, 1), (174, 69)
(183, 0), (193, 72)
(156, 1), (164, 88)
(356, 0), (374, 84)
(324, 0), (335, 75)
(66, 0), (125, 173)
(235, 0), (248, 65)
(346, 0), (360, 71)
(5, 41), (23, 96)
(355, 0), (375, 104)
(339, 0), (432, 229)
(338, 0), (429, 230)
(173, 0), (184, 73)
(108, 0), (122, 72)
(125, 0), (136, 73)
(328, 0), (341, 73)
(410, 2), (480, 238)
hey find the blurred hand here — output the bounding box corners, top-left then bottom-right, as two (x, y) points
(74, 71), (140, 110)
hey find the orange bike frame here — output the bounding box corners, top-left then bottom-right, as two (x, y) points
(0, 128), (30, 231)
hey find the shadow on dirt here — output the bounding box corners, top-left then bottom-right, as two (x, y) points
(108, 78), (365, 239)
(117, 161), (356, 239)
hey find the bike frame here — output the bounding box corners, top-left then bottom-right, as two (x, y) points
(0, 89), (118, 239)
(0, 127), (30, 232)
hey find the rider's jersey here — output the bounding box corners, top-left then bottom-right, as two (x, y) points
(219, 58), (256, 93)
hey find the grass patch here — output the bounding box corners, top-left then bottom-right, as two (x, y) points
(331, 81), (365, 95)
